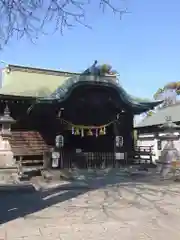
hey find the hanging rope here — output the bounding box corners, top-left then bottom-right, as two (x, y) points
(59, 118), (118, 129)
(59, 117), (119, 137)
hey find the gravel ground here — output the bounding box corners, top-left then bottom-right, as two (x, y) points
(1, 171), (180, 240)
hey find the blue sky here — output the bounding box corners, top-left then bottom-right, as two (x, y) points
(1, 0), (180, 99)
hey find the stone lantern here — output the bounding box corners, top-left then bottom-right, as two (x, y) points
(0, 104), (16, 168)
(159, 116), (180, 132)
(0, 105), (15, 139)
(157, 116), (180, 179)
(158, 116), (180, 145)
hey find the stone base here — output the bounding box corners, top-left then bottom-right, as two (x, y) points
(0, 137), (15, 167)
(0, 166), (37, 192)
(41, 169), (74, 181)
(0, 166), (19, 184)
(0, 152), (15, 167)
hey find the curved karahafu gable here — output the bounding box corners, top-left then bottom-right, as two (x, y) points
(28, 62), (162, 116)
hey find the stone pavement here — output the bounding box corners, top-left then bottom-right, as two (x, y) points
(1, 174), (180, 239)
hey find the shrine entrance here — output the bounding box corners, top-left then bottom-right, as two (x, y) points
(64, 124), (114, 152)
(58, 123), (126, 169)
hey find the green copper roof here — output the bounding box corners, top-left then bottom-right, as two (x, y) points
(27, 62), (162, 115)
(28, 76), (162, 115)
(130, 96), (152, 103)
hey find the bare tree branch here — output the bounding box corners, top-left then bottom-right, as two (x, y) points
(0, 0), (128, 49)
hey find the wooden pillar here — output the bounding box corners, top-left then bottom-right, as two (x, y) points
(126, 112), (134, 152)
(113, 117), (125, 166)
(43, 150), (52, 169)
(113, 112), (134, 165)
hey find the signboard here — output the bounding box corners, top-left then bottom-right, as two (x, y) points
(52, 151), (60, 168)
(115, 152), (124, 160)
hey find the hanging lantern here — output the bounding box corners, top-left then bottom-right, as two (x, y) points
(81, 129), (84, 137)
(87, 129), (93, 136)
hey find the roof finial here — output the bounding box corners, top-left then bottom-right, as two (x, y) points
(93, 60), (98, 66)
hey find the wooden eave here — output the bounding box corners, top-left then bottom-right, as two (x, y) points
(0, 94), (36, 102)
(7, 64), (80, 77)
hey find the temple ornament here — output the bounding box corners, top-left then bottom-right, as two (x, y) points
(62, 117), (118, 137)
(81, 60), (117, 77)
(72, 127), (106, 137)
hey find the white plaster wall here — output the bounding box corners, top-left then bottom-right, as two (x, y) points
(137, 132), (180, 163)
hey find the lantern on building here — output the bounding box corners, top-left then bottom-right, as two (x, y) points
(116, 136), (124, 147)
(55, 135), (64, 148)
